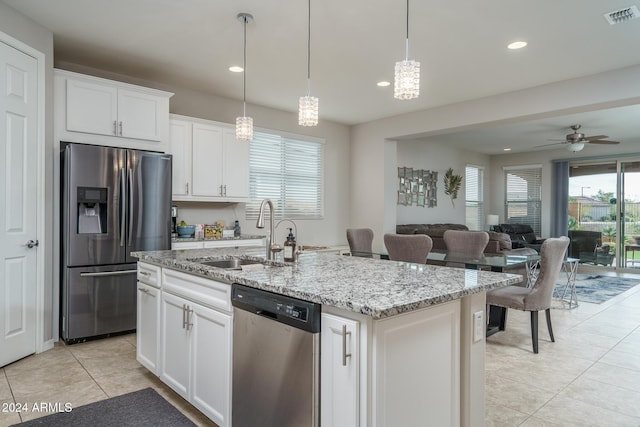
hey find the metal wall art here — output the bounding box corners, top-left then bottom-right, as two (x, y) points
(397, 167), (437, 207)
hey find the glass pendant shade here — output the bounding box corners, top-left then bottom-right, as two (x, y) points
(567, 142), (584, 152)
(394, 59), (420, 100)
(236, 116), (253, 141)
(298, 95), (319, 126)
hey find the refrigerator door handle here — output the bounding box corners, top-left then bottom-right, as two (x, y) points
(79, 270), (137, 278)
(128, 167), (134, 246)
(119, 168), (126, 247)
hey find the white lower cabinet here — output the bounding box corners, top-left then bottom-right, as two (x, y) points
(149, 268), (232, 427)
(321, 313), (360, 427)
(137, 262), (161, 375)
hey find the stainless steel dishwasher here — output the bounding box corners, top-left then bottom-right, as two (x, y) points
(231, 283), (321, 427)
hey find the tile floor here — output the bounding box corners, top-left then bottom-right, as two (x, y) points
(486, 271), (640, 426)
(1, 273), (639, 427)
(0, 333), (216, 427)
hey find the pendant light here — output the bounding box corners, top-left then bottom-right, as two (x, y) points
(236, 13), (254, 141)
(394, 0), (420, 100)
(298, 0), (318, 126)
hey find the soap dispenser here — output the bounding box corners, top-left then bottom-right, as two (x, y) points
(283, 228), (297, 262)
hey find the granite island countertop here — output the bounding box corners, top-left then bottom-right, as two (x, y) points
(132, 247), (522, 319)
(171, 234), (266, 243)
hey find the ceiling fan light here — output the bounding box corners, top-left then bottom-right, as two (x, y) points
(567, 142), (584, 152)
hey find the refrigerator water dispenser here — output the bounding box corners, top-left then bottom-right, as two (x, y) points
(77, 187), (107, 234)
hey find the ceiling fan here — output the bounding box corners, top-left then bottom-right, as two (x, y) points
(538, 124), (620, 152)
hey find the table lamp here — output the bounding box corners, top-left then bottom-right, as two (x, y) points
(486, 214), (499, 231)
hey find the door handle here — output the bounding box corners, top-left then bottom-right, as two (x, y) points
(26, 240), (39, 248)
(119, 121), (123, 136)
(120, 168), (126, 247)
(113, 120), (117, 135)
(138, 287), (150, 294)
(127, 168), (134, 246)
(341, 324), (352, 366)
(80, 270), (137, 278)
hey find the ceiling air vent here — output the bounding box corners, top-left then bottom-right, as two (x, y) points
(603, 5), (640, 25)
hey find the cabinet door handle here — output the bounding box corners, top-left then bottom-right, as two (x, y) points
(113, 120), (117, 135)
(186, 307), (194, 331)
(119, 121), (123, 136)
(182, 304), (188, 329)
(341, 324), (352, 366)
(185, 182), (189, 195)
(223, 185), (227, 197)
(138, 287), (149, 294)
(139, 271), (150, 277)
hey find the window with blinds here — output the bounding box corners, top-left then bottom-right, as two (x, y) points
(465, 165), (484, 231)
(504, 166), (542, 236)
(246, 131), (324, 220)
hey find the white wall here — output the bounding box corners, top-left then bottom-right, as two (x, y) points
(1, 2), (55, 343)
(395, 140), (490, 226)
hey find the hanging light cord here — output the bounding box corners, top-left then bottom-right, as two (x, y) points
(405, 0), (410, 60)
(243, 16), (247, 116)
(306, 0), (312, 96)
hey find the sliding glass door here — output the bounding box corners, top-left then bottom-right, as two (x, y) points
(620, 161), (640, 269)
(568, 158), (640, 272)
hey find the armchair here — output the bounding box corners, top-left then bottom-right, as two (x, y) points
(494, 223), (545, 251)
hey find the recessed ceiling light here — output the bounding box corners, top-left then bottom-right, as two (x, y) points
(503, 148), (512, 151)
(229, 66), (243, 73)
(507, 41), (527, 50)
(377, 81), (391, 87)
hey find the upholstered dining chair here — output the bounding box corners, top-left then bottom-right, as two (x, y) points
(486, 236), (570, 354)
(443, 230), (490, 255)
(384, 234), (433, 264)
(346, 228), (374, 258)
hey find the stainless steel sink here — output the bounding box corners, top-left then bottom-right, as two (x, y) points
(198, 258), (262, 270)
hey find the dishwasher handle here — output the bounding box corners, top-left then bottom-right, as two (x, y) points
(256, 310), (278, 320)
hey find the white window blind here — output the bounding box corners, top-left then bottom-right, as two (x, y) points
(246, 131), (324, 220)
(504, 166), (542, 236)
(465, 165), (484, 231)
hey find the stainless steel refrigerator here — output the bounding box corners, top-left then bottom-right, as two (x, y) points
(61, 143), (171, 343)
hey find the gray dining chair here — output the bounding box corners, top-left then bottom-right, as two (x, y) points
(384, 233), (433, 264)
(486, 236), (570, 353)
(443, 230), (490, 255)
(346, 228), (374, 258)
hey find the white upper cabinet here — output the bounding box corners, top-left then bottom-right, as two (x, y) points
(55, 69), (172, 152)
(169, 114), (249, 202)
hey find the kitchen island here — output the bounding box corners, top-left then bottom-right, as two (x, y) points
(132, 247), (521, 427)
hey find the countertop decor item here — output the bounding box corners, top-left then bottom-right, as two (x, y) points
(443, 168), (463, 207)
(177, 225), (196, 237)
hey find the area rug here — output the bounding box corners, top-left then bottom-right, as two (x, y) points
(555, 274), (640, 304)
(11, 388), (196, 427)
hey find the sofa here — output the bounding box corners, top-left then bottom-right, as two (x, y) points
(493, 223), (545, 251)
(395, 223), (524, 255)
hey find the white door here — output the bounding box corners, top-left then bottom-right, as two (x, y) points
(192, 123), (223, 197)
(0, 41), (38, 367)
(222, 128), (249, 199)
(159, 292), (191, 400)
(321, 313), (359, 427)
(136, 281), (160, 374)
(169, 119), (192, 198)
(66, 77), (118, 136)
(117, 88), (162, 141)
(191, 302), (232, 427)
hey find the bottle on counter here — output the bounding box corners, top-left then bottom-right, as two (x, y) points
(234, 220), (241, 237)
(283, 228), (297, 262)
